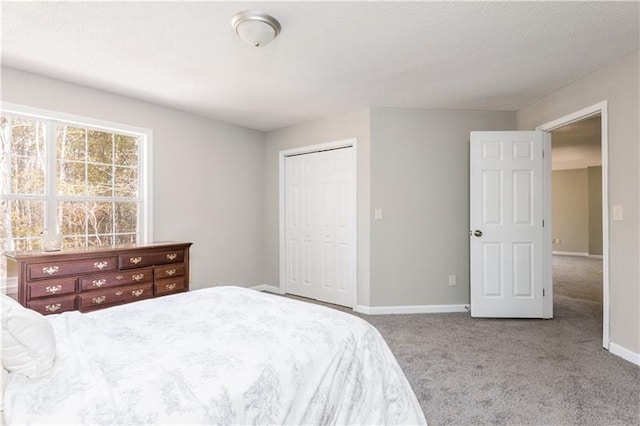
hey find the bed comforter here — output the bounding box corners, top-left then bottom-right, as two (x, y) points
(4, 286), (426, 425)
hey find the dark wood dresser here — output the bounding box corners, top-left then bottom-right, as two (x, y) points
(3, 242), (192, 315)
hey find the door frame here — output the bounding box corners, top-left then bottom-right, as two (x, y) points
(536, 101), (610, 349)
(278, 138), (358, 306)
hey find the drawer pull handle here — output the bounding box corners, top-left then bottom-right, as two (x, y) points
(166, 283), (177, 290)
(130, 257), (142, 264)
(45, 303), (62, 313)
(94, 261), (108, 270)
(92, 279), (106, 287)
(132, 289), (144, 297)
(45, 284), (62, 294)
(166, 253), (177, 261)
(92, 296), (106, 305)
(165, 269), (177, 276)
(115, 290), (123, 296)
(132, 273), (145, 282)
(42, 266), (59, 275)
(115, 274), (124, 280)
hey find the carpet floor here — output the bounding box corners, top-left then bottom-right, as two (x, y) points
(286, 255), (640, 425)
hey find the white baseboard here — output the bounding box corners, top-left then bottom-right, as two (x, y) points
(553, 251), (589, 257)
(609, 342), (640, 366)
(354, 304), (468, 315)
(250, 284), (284, 295)
(552, 251), (603, 259)
(251, 286), (468, 315)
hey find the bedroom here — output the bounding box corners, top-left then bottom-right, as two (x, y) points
(1, 1), (639, 424)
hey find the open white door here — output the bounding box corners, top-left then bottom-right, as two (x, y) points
(470, 131), (551, 318)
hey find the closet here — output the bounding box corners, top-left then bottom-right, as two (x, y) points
(284, 146), (355, 307)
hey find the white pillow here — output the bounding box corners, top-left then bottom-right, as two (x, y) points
(1, 294), (56, 377)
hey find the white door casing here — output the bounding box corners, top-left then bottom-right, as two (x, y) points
(470, 131), (551, 318)
(282, 142), (356, 307)
(536, 101), (609, 348)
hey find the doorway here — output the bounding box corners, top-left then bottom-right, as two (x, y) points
(537, 102), (610, 349)
(278, 139), (357, 308)
(550, 115), (604, 346)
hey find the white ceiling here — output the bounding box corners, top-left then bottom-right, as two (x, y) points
(2, 1), (638, 132)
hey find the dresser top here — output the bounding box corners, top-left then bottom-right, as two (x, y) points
(3, 241), (192, 261)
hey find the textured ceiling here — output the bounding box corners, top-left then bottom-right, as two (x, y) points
(2, 1), (638, 131)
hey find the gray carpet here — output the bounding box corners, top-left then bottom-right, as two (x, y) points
(553, 255), (603, 304)
(285, 255), (640, 425)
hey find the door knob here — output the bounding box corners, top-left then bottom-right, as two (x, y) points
(473, 230), (483, 237)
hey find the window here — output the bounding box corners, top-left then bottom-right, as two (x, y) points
(0, 104), (151, 254)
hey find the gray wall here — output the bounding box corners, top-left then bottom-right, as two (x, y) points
(551, 167), (602, 255)
(552, 169), (589, 254)
(263, 108), (372, 305)
(517, 51), (639, 355)
(369, 108), (516, 306)
(1, 67), (266, 290)
(264, 107), (516, 308)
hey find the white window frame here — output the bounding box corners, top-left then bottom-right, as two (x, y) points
(0, 102), (153, 248)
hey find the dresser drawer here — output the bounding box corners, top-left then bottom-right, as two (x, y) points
(78, 282), (153, 311)
(27, 277), (76, 299)
(27, 294), (76, 315)
(154, 263), (185, 279)
(119, 249), (184, 269)
(79, 268), (153, 291)
(28, 257), (118, 280)
(155, 276), (187, 296)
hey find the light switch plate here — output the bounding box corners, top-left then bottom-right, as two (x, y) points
(448, 274), (457, 287)
(612, 205), (623, 221)
(374, 208), (383, 221)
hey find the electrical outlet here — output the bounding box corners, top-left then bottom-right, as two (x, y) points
(553, 238), (561, 245)
(448, 274), (457, 287)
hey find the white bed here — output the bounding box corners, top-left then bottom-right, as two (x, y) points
(3, 286), (426, 425)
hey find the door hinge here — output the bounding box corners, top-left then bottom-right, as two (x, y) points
(542, 149), (545, 158)
(543, 288), (545, 297)
(542, 219), (545, 227)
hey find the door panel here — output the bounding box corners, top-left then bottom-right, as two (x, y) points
(285, 147), (355, 307)
(482, 170), (503, 224)
(470, 131), (549, 318)
(285, 155), (315, 300)
(513, 242), (533, 297)
(482, 243), (503, 297)
(513, 170), (533, 224)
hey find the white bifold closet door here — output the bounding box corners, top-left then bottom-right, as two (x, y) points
(284, 147), (356, 307)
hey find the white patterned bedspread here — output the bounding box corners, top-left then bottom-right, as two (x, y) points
(4, 286), (426, 425)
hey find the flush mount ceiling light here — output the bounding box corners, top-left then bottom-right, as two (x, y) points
(231, 11), (281, 47)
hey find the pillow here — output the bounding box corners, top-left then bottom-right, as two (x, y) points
(1, 294), (56, 377)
